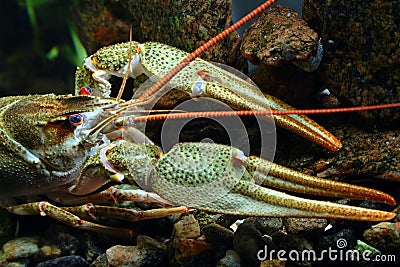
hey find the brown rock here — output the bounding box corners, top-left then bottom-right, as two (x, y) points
(283, 217), (328, 234)
(203, 223), (234, 245)
(170, 238), (212, 265)
(168, 215), (212, 264)
(241, 5), (321, 71)
(173, 215), (201, 239)
(363, 222), (400, 254)
(72, 0), (130, 54)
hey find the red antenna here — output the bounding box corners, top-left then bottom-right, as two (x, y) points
(131, 103), (400, 122)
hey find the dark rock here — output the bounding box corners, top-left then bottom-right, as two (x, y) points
(89, 253), (108, 267)
(36, 255), (88, 267)
(0, 210), (17, 242)
(314, 228), (357, 253)
(305, 0), (400, 123)
(250, 65), (316, 108)
(216, 215), (243, 229)
(302, 0), (325, 35)
(217, 249), (241, 267)
(233, 222), (265, 267)
(203, 223), (234, 245)
(81, 233), (104, 263)
(278, 234), (313, 267)
(244, 217), (283, 235)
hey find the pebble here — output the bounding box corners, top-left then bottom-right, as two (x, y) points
(245, 217), (283, 234)
(233, 222), (265, 267)
(36, 255), (88, 267)
(89, 253), (108, 267)
(216, 250), (241, 267)
(2, 236), (39, 261)
(37, 244), (62, 260)
(44, 227), (80, 256)
(0, 209), (17, 240)
(173, 215), (200, 239)
(354, 239), (381, 257)
(169, 215), (212, 264)
(260, 259), (286, 267)
(241, 5), (321, 71)
(203, 223), (234, 245)
(278, 234), (313, 267)
(363, 222), (400, 253)
(314, 227), (357, 253)
(80, 233), (104, 263)
(283, 217), (328, 233)
(106, 243), (165, 267)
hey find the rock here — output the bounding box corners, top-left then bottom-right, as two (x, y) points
(136, 235), (167, 252)
(241, 5), (322, 72)
(169, 238), (213, 265)
(203, 223), (234, 246)
(37, 244), (62, 261)
(36, 255), (88, 267)
(278, 235), (313, 266)
(363, 222), (400, 254)
(302, 0), (325, 35)
(314, 228), (357, 254)
(283, 217), (328, 234)
(216, 249), (241, 267)
(233, 222), (265, 267)
(106, 243), (166, 267)
(173, 215), (201, 239)
(0, 209), (17, 241)
(244, 217), (283, 235)
(90, 236), (194, 267)
(71, 0), (131, 54)
(89, 253), (109, 267)
(80, 233), (104, 263)
(168, 215), (212, 264)
(3, 258), (29, 267)
(250, 65), (316, 108)
(50, 231), (79, 257)
(241, 5), (320, 107)
(305, 0), (400, 122)
(260, 259), (286, 267)
(354, 239), (381, 258)
(216, 215), (243, 229)
(2, 236), (39, 261)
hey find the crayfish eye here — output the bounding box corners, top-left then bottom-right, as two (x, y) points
(69, 114), (84, 126)
(79, 86), (92, 96)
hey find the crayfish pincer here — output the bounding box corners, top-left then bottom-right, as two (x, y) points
(0, 94), (396, 237)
